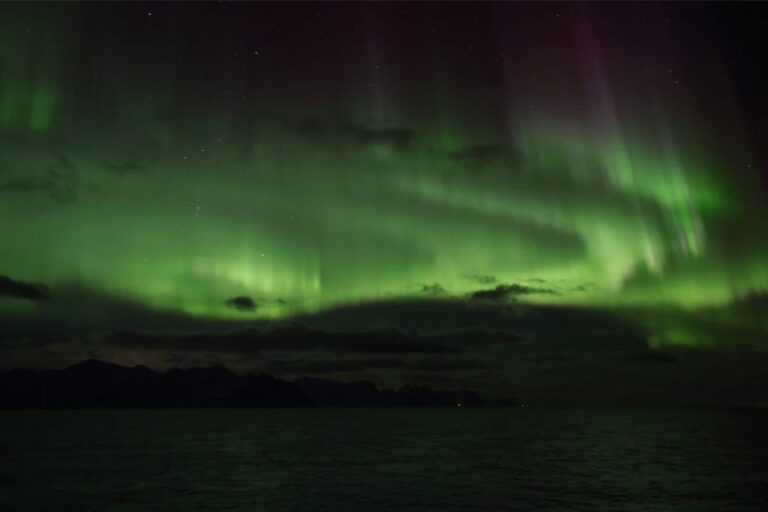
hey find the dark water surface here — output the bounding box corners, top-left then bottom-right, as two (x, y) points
(1, 409), (767, 511)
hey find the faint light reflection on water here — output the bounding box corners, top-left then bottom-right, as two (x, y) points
(1, 409), (767, 511)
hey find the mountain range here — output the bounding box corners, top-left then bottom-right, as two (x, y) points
(0, 360), (515, 408)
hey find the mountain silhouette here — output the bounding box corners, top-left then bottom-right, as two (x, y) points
(0, 360), (515, 408)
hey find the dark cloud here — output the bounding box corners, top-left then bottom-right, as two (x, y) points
(347, 125), (414, 151)
(268, 356), (487, 374)
(625, 350), (678, 363)
(0, 155), (78, 204)
(290, 120), (414, 151)
(107, 325), (457, 354)
(421, 328), (526, 346)
(465, 274), (496, 285)
(524, 353), (570, 364)
(405, 373), (471, 390)
(728, 291), (768, 310)
(0, 175), (77, 204)
(270, 357), (407, 374)
(411, 357), (486, 372)
(225, 296), (256, 312)
(0, 275), (51, 302)
(106, 324), (524, 356)
(0, 283), (246, 347)
(469, 283), (558, 301)
(295, 298), (638, 344)
(420, 283), (447, 295)
(571, 283), (598, 293)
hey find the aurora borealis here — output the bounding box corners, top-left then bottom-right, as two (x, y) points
(1, 2), (767, 404)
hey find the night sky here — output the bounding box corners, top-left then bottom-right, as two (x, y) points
(1, 2), (767, 406)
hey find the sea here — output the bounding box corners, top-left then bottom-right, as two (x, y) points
(1, 408), (767, 511)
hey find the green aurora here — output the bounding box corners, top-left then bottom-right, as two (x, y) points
(1, 3), (767, 351)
